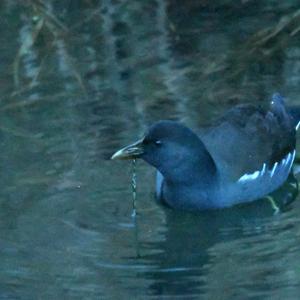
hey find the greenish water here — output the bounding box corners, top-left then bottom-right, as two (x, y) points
(1, 1), (300, 299)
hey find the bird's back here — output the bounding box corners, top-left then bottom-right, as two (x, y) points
(200, 95), (296, 206)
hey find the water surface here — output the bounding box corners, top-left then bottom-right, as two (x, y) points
(1, 1), (300, 299)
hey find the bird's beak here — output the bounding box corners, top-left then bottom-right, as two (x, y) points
(111, 138), (144, 160)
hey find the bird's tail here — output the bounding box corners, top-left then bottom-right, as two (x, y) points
(271, 93), (300, 131)
(288, 105), (300, 131)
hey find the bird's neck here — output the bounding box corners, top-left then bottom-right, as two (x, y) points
(155, 138), (219, 210)
(162, 159), (219, 210)
(161, 146), (218, 188)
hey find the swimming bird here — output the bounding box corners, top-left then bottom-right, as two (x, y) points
(111, 94), (298, 211)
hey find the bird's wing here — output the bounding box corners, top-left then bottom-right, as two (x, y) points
(200, 97), (296, 183)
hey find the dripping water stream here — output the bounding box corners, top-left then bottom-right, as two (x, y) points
(131, 158), (137, 218)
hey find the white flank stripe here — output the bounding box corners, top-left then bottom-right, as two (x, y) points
(238, 150), (296, 183)
(293, 149), (296, 161)
(285, 153), (292, 166)
(288, 150), (296, 173)
(238, 171), (259, 182)
(296, 121), (300, 131)
(270, 162), (278, 177)
(261, 163), (266, 176)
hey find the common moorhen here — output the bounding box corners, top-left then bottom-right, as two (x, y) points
(112, 94), (299, 211)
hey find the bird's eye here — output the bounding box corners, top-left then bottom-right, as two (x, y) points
(142, 138), (150, 145)
(142, 138), (162, 146)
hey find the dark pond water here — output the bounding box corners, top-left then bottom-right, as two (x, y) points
(1, 1), (300, 299)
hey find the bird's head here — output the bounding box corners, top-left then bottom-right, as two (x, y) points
(111, 121), (212, 179)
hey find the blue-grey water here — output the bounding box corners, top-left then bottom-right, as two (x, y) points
(1, 1), (300, 299)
